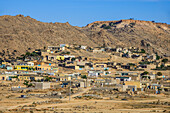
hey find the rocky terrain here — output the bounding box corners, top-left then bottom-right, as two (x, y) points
(0, 14), (170, 59)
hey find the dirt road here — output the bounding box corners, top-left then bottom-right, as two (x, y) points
(6, 87), (92, 110)
(36, 96), (170, 109)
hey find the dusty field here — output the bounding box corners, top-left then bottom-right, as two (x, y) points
(0, 81), (169, 113)
(3, 99), (170, 113)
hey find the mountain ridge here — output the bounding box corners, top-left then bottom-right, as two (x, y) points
(0, 15), (169, 60)
(86, 19), (169, 28)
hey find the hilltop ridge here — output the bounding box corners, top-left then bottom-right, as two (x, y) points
(0, 15), (170, 59)
(86, 19), (169, 28)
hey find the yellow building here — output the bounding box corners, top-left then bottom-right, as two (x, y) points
(56, 56), (65, 60)
(2, 62), (7, 65)
(15, 65), (34, 71)
(47, 50), (51, 53)
(124, 81), (142, 88)
(75, 66), (79, 70)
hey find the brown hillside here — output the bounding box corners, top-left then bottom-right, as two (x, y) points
(0, 15), (170, 59)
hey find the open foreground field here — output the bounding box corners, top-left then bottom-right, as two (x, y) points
(0, 82), (169, 113)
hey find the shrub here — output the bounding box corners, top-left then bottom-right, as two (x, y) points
(130, 22), (135, 26)
(156, 54), (160, 60)
(23, 80), (29, 86)
(25, 52), (31, 56)
(28, 83), (33, 87)
(92, 23), (99, 27)
(140, 49), (145, 53)
(44, 76), (52, 81)
(142, 71), (149, 75)
(101, 24), (106, 28)
(79, 65), (84, 68)
(162, 59), (168, 64)
(71, 58), (76, 61)
(109, 22), (117, 26)
(129, 22), (136, 27)
(31, 52), (38, 56)
(103, 26), (111, 29)
(104, 68), (108, 71)
(81, 75), (87, 79)
(11, 76), (18, 78)
(157, 72), (162, 76)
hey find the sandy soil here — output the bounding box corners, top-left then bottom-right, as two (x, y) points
(0, 82), (169, 113)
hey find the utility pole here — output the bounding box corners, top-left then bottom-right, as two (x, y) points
(69, 76), (71, 102)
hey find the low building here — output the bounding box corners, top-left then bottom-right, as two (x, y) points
(7, 66), (13, 70)
(115, 76), (131, 81)
(93, 49), (103, 53)
(124, 81), (142, 88)
(33, 82), (51, 89)
(123, 85), (137, 92)
(0, 74), (15, 81)
(15, 65), (33, 71)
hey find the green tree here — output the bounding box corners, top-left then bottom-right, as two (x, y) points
(142, 71), (149, 75)
(101, 24), (106, 28)
(157, 72), (162, 76)
(81, 75), (87, 79)
(44, 46), (46, 50)
(162, 59), (168, 64)
(160, 64), (164, 69)
(140, 49), (145, 53)
(23, 80), (32, 87)
(25, 52), (31, 56)
(71, 58), (76, 61)
(23, 80), (29, 86)
(129, 22), (135, 26)
(44, 76), (52, 81)
(156, 54), (160, 60)
(27, 83), (33, 87)
(104, 68), (108, 71)
(11, 76), (18, 79)
(103, 26), (111, 29)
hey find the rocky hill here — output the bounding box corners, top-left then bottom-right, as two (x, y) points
(84, 19), (170, 55)
(0, 15), (170, 59)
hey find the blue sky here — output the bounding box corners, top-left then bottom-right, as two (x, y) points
(1, 0), (170, 26)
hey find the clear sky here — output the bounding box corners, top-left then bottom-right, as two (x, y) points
(1, 0), (170, 26)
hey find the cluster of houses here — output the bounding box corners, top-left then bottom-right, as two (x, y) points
(0, 44), (169, 95)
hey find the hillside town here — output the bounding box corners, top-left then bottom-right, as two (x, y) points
(0, 44), (170, 112)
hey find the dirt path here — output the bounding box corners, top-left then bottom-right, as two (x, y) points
(36, 97), (170, 109)
(6, 87), (92, 110)
(5, 87), (170, 111)
(62, 87), (92, 101)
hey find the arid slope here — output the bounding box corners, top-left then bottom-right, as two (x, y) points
(0, 15), (169, 59)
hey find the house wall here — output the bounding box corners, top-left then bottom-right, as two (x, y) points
(56, 56), (65, 60)
(124, 81), (141, 88)
(15, 65), (32, 71)
(34, 82), (51, 89)
(93, 50), (103, 53)
(34, 76), (44, 80)
(36, 65), (51, 71)
(0, 75), (7, 80)
(7, 66), (13, 70)
(80, 82), (86, 88)
(18, 76), (30, 81)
